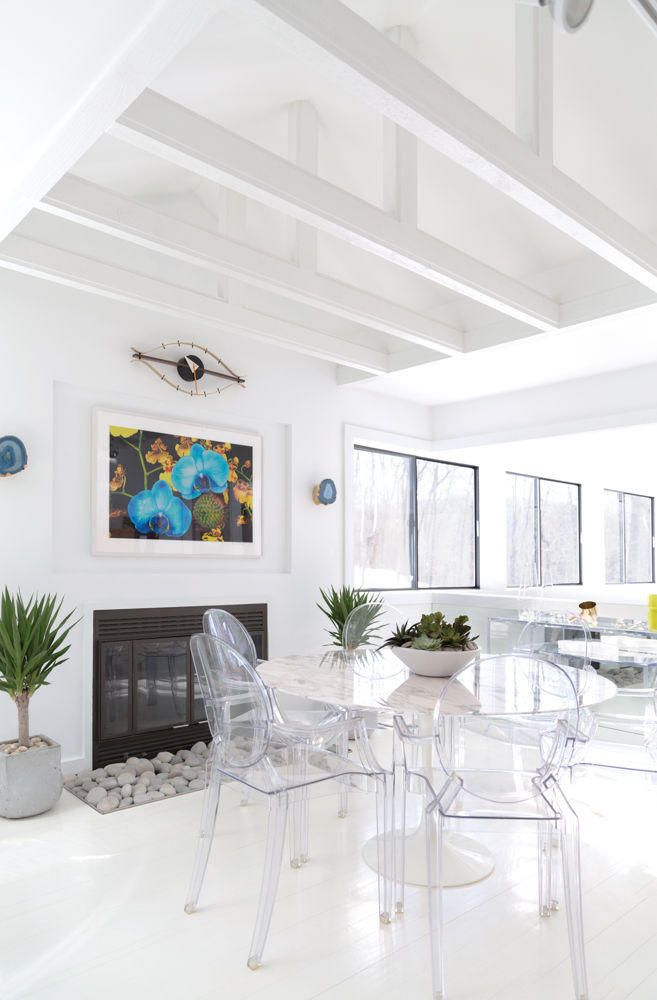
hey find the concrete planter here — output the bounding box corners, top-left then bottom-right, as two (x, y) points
(391, 646), (478, 677)
(0, 736), (62, 819)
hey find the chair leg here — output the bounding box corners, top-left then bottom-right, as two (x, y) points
(184, 769), (221, 914)
(537, 820), (553, 918)
(554, 788), (589, 1000)
(392, 727), (406, 915)
(337, 725), (349, 818)
(247, 792), (289, 970)
(374, 773), (393, 925)
(290, 747), (310, 868)
(425, 805), (445, 1000)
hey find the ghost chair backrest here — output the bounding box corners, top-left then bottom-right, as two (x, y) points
(203, 608), (258, 669)
(434, 654), (580, 805)
(342, 602), (408, 653)
(190, 633), (272, 770)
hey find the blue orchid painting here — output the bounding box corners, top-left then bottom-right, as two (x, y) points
(127, 480), (192, 538)
(107, 425), (254, 545)
(171, 443), (229, 499)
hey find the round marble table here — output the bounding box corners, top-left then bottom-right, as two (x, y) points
(258, 648), (617, 890)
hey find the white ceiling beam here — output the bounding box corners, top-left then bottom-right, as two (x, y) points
(0, 0), (223, 243)
(110, 90), (559, 330)
(234, 0), (657, 293)
(383, 27), (417, 226)
(38, 175), (464, 355)
(0, 234), (389, 374)
(288, 100), (319, 270)
(515, 4), (553, 160)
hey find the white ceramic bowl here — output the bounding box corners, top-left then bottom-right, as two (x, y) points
(391, 646), (478, 677)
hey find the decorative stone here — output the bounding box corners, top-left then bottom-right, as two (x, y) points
(133, 783), (147, 797)
(185, 753), (203, 767)
(188, 778), (206, 790)
(86, 787), (108, 805)
(121, 784), (132, 798)
(118, 798), (133, 809)
(81, 779), (95, 792)
(156, 751), (173, 763)
(158, 762), (172, 774)
(169, 755), (182, 765)
(91, 768), (108, 781)
(149, 790), (165, 801)
(160, 783), (177, 797)
(169, 764), (184, 777)
(100, 777), (119, 790)
(117, 771), (136, 786)
(182, 767), (199, 781)
(125, 757), (141, 771)
(105, 763), (124, 777)
(170, 777), (188, 789)
(133, 792), (152, 805)
(191, 742), (207, 756)
(97, 796), (119, 813)
(134, 758), (155, 775)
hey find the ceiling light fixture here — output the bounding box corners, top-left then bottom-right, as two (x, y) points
(517, 0), (595, 33)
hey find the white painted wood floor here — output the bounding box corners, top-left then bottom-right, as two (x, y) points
(2, 738), (657, 1000)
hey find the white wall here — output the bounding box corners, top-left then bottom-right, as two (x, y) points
(0, 269), (431, 766)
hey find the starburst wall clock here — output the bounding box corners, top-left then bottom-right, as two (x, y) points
(131, 341), (246, 397)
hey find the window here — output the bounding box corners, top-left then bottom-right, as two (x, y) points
(506, 473), (581, 587)
(604, 490), (654, 584)
(353, 446), (478, 590)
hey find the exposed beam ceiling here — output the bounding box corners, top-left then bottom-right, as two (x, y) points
(109, 90), (559, 331)
(0, 0), (223, 243)
(36, 175), (464, 356)
(0, 234), (390, 373)
(232, 0), (657, 293)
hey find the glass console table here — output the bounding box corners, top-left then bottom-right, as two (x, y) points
(488, 615), (657, 738)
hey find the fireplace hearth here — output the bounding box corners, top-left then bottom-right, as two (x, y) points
(93, 604), (267, 767)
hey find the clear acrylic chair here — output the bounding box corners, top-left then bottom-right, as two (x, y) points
(395, 654), (588, 1000)
(185, 633), (393, 969)
(514, 618), (598, 767)
(203, 608), (347, 735)
(581, 663), (657, 773)
(343, 602), (420, 915)
(203, 609), (353, 862)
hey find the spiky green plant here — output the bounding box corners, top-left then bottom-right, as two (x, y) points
(317, 585), (383, 647)
(0, 590), (80, 748)
(380, 620), (419, 649)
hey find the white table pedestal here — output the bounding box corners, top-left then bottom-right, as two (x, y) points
(363, 825), (494, 889)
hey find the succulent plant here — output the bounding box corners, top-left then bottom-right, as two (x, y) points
(382, 611), (478, 652)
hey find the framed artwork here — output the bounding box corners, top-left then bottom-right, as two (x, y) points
(93, 408), (261, 556)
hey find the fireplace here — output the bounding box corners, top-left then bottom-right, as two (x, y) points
(93, 604), (268, 767)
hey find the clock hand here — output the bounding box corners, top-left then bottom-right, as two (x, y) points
(184, 355), (200, 395)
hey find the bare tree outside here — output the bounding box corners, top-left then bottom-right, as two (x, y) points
(353, 447), (477, 589)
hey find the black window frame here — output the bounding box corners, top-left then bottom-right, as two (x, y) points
(506, 471), (582, 587)
(354, 444), (480, 591)
(604, 488), (655, 585)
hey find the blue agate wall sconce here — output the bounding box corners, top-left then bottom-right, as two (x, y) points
(0, 436), (28, 477)
(312, 478), (337, 506)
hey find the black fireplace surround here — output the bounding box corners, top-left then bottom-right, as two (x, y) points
(93, 604), (268, 768)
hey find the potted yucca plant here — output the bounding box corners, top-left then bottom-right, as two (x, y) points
(0, 589), (79, 818)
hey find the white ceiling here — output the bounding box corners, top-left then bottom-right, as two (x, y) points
(2, 0), (657, 405)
